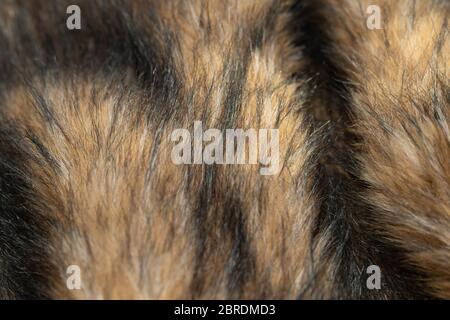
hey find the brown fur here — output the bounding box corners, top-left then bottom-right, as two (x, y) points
(0, 0), (448, 299)
(336, 0), (450, 298)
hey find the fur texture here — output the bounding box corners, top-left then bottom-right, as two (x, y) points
(0, 0), (448, 299)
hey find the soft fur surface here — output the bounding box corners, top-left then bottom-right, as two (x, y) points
(0, 0), (448, 299)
